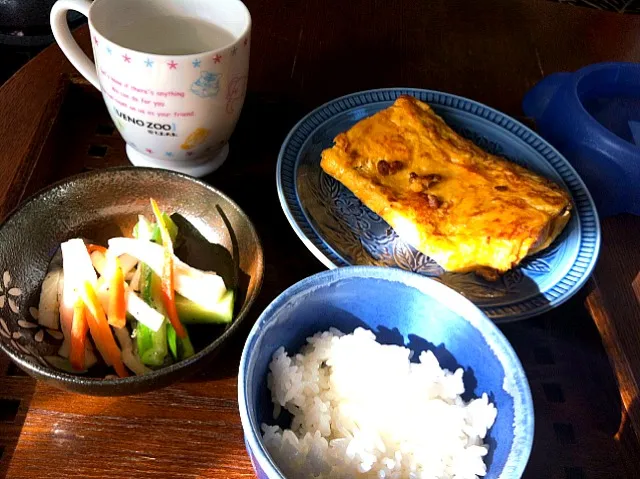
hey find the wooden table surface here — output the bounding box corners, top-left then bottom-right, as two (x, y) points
(0, 0), (639, 477)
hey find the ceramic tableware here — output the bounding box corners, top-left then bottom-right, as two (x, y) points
(51, 0), (251, 177)
(0, 167), (263, 395)
(239, 266), (534, 478)
(277, 88), (600, 322)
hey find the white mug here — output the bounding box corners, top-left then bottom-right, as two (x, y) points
(51, 0), (251, 177)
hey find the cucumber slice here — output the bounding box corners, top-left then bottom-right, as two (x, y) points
(176, 290), (235, 324)
(167, 323), (195, 361)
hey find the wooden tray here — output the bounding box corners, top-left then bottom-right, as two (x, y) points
(0, 77), (639, 478)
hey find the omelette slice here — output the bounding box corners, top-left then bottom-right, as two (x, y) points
(320, 95), (572, 279)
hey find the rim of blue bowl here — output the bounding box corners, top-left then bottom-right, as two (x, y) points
(238, 265), (535, 479)
(0, 166), (265, 391)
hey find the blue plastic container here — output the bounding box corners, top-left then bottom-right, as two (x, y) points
(523, 62), (640, 217)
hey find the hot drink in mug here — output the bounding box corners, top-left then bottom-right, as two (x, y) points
(51, 0), (251, 177)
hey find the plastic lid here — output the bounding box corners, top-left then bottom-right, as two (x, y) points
(577, 65), (640, 147)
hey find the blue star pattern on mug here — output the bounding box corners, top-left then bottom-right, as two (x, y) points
(192, 59), (201, 68)
(145, 58), (154, 67)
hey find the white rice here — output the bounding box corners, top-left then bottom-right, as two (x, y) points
(261, 327), (497, 479)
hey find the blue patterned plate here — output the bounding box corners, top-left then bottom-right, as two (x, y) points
(277, 89), (600, 322)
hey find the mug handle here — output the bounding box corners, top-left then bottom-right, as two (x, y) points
(50, 0), (100, 90)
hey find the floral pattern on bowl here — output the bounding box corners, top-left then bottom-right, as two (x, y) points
(0, 268), (57, 369)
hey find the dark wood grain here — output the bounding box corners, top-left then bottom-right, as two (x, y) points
(0, 0), (639, 477)
(587, 215), (640, 444)
(0, 36), (85, 220)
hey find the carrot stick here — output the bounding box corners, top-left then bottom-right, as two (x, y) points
(161, 250), (185, 338)
(150, 198), (186, 338)
(86, 244), (108, 255)
(107, 256), (127, 329)
(81, 281), (128, 377)
(69, 297), (88, 371)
